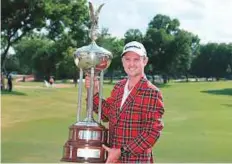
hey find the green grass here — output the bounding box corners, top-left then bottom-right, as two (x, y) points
(1, 81), (232, 162)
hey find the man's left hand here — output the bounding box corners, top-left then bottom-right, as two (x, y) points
(102, 144), (121, 163)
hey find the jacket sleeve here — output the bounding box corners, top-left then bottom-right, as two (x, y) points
(124, 90), (165, 155)
(93, 83), (119, 122)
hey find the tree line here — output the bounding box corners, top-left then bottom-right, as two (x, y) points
(1, 0), (232, 83)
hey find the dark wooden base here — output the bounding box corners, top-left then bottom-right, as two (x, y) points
(61, 123), (108, 163)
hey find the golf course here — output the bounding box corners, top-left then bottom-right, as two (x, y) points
(1, 81), (232, 163)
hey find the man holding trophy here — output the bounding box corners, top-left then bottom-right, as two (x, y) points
(85, 41), (165, 163)
(61, 1), (164, 163)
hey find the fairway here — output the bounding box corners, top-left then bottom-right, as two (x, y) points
(1, 81), (232, 162)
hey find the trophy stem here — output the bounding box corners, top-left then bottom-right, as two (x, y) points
(98, 70), (104, 123)
(76, 69), (83, 122)
(86, 67), (95, 122)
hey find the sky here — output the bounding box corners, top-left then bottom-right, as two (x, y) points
(89, 0), (232, 44)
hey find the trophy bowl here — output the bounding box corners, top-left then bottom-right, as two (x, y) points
(74, 42), (112, 73)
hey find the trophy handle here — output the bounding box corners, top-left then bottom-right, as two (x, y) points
(86, 67), (95, 122)
(98, 70), (104, 123)
(76, 68), (83, 123)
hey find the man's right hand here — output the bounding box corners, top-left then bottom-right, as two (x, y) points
(85, 75), (99, 95)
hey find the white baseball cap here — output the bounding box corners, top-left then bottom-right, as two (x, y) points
(121, 41), (147, 57)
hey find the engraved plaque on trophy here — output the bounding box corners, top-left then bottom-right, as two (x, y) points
(61, 2), (112, 163)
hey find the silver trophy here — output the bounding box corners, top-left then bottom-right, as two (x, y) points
(61, 2), (112, 163)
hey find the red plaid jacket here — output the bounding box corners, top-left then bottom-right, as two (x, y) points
(93, 77), (164, 163)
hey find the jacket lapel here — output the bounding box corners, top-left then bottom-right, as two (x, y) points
(115, 80), (126, 111)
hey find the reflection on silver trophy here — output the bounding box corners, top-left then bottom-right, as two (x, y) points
(61, 2), (112, 163)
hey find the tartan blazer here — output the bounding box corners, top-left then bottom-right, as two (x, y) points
(93, 77), (164, 163)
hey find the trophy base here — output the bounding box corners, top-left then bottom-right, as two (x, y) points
(61, 121), (108, 163)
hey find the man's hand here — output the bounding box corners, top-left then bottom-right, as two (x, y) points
(85, 75), (99, 95)
(103, 144), (121, 163)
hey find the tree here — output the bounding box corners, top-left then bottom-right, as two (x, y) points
(190, 44), (216, 79)
(54, 33), (79, 80)
(55, 46), (77, 80)
(190, 43), (232, 80)
(169, 30), (200, 81)
(124, 29), (143, 44)
(144, 14), (200, 83)
(144, 14), (180, 83)
(148, 14), (180, 34)
(3, 55), (20, 74)
(44, 0), (89, 47)
(97, 28), (124, 83)
(43, 0), (90, 81)
(144, 28), (174, 83)
(211, 43), (230, 80)
(14, 36), (57, 79)
(1, 0), (46, 70)
(2, 0), (89, 77)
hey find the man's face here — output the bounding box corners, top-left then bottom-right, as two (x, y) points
(122, 51), (148, 78)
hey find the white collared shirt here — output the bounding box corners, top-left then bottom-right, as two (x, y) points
(120, 80), (134, 110)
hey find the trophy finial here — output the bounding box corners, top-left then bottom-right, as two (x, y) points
(89, 2), (104, 41)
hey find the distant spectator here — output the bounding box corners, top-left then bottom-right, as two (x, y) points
(49, 76), (54, 86)
(1, 72), (5, 90)
(7, 73), (13, 92)
(22, 76), (26, 82)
